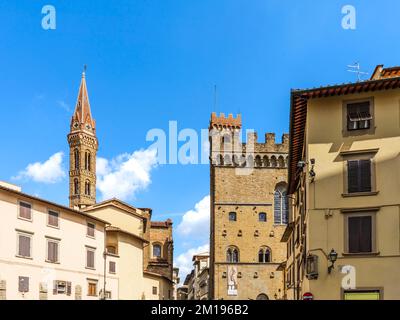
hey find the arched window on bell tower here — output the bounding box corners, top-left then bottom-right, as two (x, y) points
(74, 149), (80, 170)
(74, 179), (79, 195)
(85, 151), (91, 171)
(85, 180), (91, 196)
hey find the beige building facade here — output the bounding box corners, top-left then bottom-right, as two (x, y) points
(283, 65), (400, 300)
(0, 182), (118, 300)
(0, 71), (174, 300)
(209, 113), (289, 300)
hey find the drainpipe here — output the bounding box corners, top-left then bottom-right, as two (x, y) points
(103, 223), (110, 300)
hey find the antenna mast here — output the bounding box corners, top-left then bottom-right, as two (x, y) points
(347, 62), (368, 82)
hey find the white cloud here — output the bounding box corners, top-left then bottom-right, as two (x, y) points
(96, 148), (158, 201)
(176, 195), (210, 237)
(57, 100), (71, 112)
(14, 152), (66, 184)
(175, 243), (209, 284)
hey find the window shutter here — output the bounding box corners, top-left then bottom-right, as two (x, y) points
(53, 281), (58, 295)
(348, 217), (360, 253)
(359, 160), (372, 192)
(347, 161), (360, 193)
(67, 282), (72, 296)
(360, 216), (372, 252)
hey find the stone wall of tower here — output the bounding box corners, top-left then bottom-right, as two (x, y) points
(209, 112), (289, 300)
(68, 132), (98, 209)
(143, 219), (174, 281)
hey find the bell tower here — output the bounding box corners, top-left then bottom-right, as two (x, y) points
(67, 70), (98, 210)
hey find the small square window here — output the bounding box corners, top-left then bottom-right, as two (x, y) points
(86, 247), (95, 269)
(347, 102), (372, 131)
(17, 233), (32, 258)
(46, 239), (59, 263)
(87, 281), (98, 296)
(87, 222), (95, 238)
(258, 212), (267, 222)
(19, 202), (32, 220)
(48, 211), (59, 228)
(152, 286), (158, 295)
(228, 212), (237, 222)
(109, 261), (116, 274)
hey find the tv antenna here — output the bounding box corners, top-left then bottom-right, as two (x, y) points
(347, 62), (368, 82)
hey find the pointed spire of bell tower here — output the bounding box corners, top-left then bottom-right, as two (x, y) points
(70, 66), (96, 135)
(67, 67), (98, 210)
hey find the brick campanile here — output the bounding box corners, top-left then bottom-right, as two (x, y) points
(67, 71), (98, 210)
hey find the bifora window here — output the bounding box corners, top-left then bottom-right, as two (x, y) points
(258, 247), (271, 263)
(226, 247), (239, 263)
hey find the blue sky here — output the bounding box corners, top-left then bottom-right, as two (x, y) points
(1, 0), (400, 279)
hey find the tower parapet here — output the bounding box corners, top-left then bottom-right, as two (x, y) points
(209, 113), (289, 168)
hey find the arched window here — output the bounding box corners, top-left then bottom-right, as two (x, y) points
(74, 179), (79, 195)
(274, 184), (288, 225)
(85, 151), (91, 171)
(153, 244), (162, 258)
(263, 156), (270, 167)
(258, 212), (266, 222)
(85, 181), (91, 196)
(256, 293), (269, 300)
(278, 156), (285, 168)
(258, 247), (271, 263)
(226, 247), (239, 263)
(270, 156), (277, 167)
(74, 149), (80, 170)
(255, 155), (262, 167)
(224, 154), (232, 166)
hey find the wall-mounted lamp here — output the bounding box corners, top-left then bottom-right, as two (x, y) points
(327, 249), (338, 274)
(309, 158), (316, 182)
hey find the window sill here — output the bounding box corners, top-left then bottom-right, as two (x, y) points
(45, 260), (60, 264)
(86, 235), (96, 240)
(47, 224), (60, 229)
(15, 255), (33, 260)
(342, 251), (380, 257)
(18, 216), (33, 222)
(342, 191), (379, 198)
(85, 267), (96, 270)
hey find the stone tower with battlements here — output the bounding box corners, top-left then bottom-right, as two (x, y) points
(209, 112), (289, 300)
(67, 71), (98, 210)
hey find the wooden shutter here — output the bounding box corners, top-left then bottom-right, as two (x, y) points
(360, 216), (372, 252)
(19, 235), (31, 257)
(348, 217), (359, 253)
(67, 282), (72, 296)
(19, 202), (31, 219)
(347, 161), (360, 193)
(53, 281), (58, 295)
(348, 216), (372, 253)
(359, 160), (372, 192)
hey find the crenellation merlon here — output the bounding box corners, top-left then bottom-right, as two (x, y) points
(209, 112), (242, 129)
